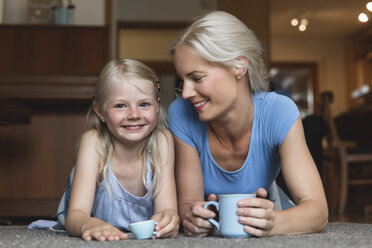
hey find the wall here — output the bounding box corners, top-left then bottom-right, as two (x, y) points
(271, 35), (349, 116)
(2, 0), (105, 25)
(117, 0), (216, 22)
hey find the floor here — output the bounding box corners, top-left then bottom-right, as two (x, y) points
(1, 223), (371, 248)
(1, 209), (371, 227)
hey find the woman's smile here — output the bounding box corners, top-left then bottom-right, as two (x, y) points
(193, 100), (209, 111)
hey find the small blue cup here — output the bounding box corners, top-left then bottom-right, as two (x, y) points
(129, 220), (157, 240)
(204, 193), (256, 238)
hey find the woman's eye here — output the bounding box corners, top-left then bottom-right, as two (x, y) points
(193, 76), (204, 82)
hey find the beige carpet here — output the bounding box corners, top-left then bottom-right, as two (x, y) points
(0, 222), (371, 248)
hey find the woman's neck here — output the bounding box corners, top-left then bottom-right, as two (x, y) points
(209, 89), (254, 143)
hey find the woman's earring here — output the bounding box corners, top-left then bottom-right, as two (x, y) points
(236, 75), (241, 80)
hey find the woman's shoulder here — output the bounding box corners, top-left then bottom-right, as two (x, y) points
(168, 96), (194, 116)
(254, 91), (297, 110)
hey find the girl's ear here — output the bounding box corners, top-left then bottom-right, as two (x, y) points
(93, 102), (105, 123)
(234, 56), (249, 78)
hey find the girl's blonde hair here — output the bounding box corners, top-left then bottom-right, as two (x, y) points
(86, 58), (167, 196)
(169, 11), (269, 93)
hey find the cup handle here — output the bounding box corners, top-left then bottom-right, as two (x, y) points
(204, 201), (219, 231)
(153, 221), (158, 236)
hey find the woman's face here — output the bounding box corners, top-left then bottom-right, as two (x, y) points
(173, 45), (239, 122)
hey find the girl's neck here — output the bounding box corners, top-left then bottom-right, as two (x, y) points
(112, 139), (146, 164)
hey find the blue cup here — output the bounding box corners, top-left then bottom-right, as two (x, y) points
(204, 194), (256, 238)
(54, 7), (74, 25)
(129, 220), (157, 240)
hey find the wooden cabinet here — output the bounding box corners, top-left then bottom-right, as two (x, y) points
(346, 26), (372, 107)
(0, 25), (108, 217)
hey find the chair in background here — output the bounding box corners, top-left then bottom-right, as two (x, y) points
(320, 91), (372, 217)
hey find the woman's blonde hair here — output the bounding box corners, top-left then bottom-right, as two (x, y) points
(169, 11), (269, 93)
(86, 58), (167, 196)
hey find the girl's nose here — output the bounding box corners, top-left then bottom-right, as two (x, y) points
(128, 107), (140, 119)
(181, 80), (196, 100)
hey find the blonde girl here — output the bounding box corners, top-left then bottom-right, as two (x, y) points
(58, 59), (179, 241)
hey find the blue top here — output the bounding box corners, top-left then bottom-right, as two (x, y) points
(167, 91), (300, 199)
(92, 161), (154, 231)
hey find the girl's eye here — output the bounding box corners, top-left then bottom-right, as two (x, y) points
(115, 104), (126, 108)
(139, 102), (150, 107)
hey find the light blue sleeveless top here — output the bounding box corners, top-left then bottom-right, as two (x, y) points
(92, 161), (154, 231)
(57, 160), (154, 231)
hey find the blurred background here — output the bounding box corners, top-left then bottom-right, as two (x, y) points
(0, 0), (371, 224)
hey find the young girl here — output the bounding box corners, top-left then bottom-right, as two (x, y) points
(58, 59), (179, 241)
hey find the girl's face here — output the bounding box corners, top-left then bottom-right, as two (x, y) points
(98, 77), (159, 145)
(173, 45), (239, 122)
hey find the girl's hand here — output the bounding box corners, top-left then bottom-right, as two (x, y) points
(151, 209), (180, 238)
(237, 188), (275, 237)
(181, 194), (217, 237)
(81, 217), (128, 241)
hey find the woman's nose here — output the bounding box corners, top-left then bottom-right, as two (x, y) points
(181, 80), (196, 100)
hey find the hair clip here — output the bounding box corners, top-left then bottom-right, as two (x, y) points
(156, 81), (160, 92)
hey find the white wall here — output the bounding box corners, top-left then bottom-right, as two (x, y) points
(271, 35), (348, 116)
(2, 0), (104, 25)
(117, 0), (216, 21)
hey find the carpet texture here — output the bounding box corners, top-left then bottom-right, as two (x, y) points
(0, 222), (371, 248)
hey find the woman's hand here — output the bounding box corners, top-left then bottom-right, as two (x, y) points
(181, 194), (217, 237)
(80, 217), (127, 241)
(151, 209), (180, 238)
(237, 188), (275, 237)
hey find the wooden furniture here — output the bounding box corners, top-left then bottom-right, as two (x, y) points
(0, 25), (108, 217)
(321, 92), (372, 217)
(346, 26), (372, 108)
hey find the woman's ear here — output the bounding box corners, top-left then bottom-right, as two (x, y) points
(93, 102), (105, 123)
(234, 56), (249, 78)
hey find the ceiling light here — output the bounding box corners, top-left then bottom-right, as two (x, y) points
(299, 24), (307, 32)
(358, 13), (369, 22)
(300, 18), (308, 26)
(367, 2), (372, 12)
(291, 14), (309, 32)
(291, 18), (299, 26)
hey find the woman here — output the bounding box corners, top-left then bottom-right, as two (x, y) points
(167, 11), (328, 237)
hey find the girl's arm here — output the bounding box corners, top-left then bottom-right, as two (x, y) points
(171, 135), (216, 237)
(151, 130), (179, 238)
(65, 130), (127, 241)
(237, 118), (328, 236)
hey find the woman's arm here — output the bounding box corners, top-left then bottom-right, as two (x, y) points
(272, 117), (328, 234)
(152, 130), (179, 238)
(237, 118), (328, 236)
(65, 130), (127, 241)
(172, 135), (216, 236)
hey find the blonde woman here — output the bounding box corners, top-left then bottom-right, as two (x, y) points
(168, 11), (328, 237)
(58, 59), (179, 241)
